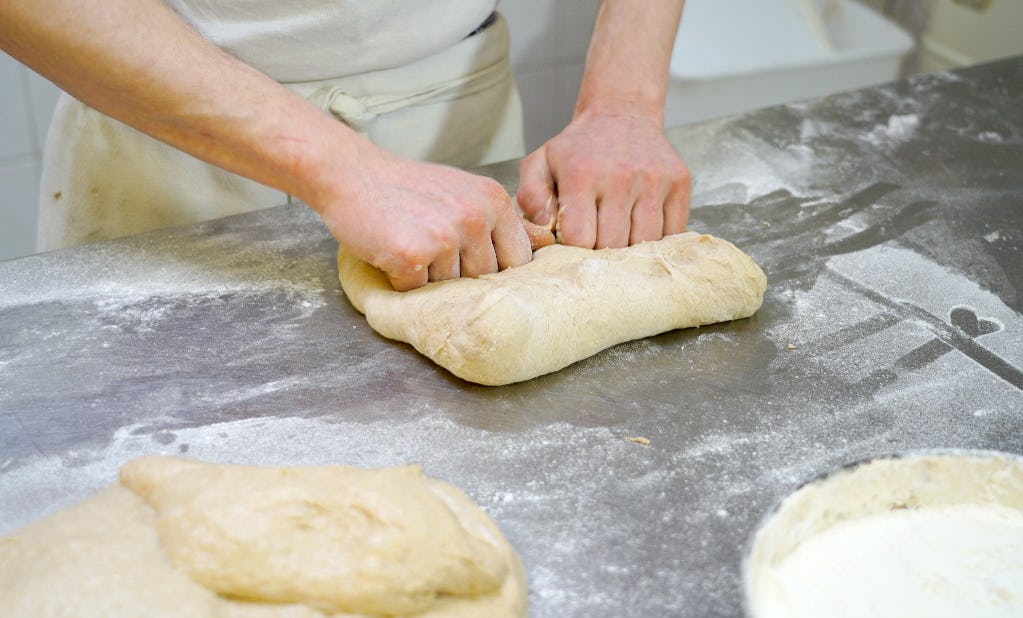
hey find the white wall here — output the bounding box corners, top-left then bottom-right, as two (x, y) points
(0, 2), (597, 262)
(502, 0), (600, 150)
(0, 54), (60, 261)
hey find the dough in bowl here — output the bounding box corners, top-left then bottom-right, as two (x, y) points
(338, 231), (767, 385)
(0, 456), (527, 618)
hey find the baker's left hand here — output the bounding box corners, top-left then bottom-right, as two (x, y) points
(517, 109), (691, 249)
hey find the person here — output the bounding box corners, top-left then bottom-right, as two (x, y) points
(0, 0), (690, 291)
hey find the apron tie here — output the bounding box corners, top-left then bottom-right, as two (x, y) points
(307, 56), (511, 135)
(308, 89), (377, 133)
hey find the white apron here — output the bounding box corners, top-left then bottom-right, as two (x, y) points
(38, 10), (524, 251)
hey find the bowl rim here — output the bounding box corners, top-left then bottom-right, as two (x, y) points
(739, 446), (1023, 617)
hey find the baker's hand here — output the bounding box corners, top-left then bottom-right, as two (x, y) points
(517, 109), (691, 249)
(316, 144), (554, 292)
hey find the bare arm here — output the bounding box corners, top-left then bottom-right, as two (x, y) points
(0, 0), (547, 290)
(517, 0), (691, 249)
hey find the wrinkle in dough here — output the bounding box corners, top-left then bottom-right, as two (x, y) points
(338, 231), (767, 385)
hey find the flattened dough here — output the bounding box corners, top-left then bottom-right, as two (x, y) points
(338, 231), (767, 385)
(0, 457), (527, 618)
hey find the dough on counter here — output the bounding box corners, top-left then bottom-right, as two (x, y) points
(338, 231), (767, 385)
(0, 456), (527, 618)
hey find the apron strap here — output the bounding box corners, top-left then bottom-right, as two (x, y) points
(307, 55), (510, 135)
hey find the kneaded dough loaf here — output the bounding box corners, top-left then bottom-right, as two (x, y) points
(0, 456), (527, 618)
(338, 231), (767, 385)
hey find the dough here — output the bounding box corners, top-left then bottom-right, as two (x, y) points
(0, 457), (527, 618)
(338, 231), (767, 385)
(746, 454), (1023, 618)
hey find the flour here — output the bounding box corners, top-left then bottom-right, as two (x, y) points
(747, 454), (1023, 618)
(679, 116), (818, 203)
(862, 114), (920, 146)
(0, 257), (327, 311)
(0, 414), (640, 535)
(978, 131), (1005, 144)
(753, 504), (1023, 618)
(828, 245), (1021, 359)
(0, 210), (330, 310)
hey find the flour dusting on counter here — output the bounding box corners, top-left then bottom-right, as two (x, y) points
(862, 113), (920, 146)
(3, 59), (1023, 618)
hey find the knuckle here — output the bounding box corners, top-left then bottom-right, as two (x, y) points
(387, 245), (430, 273)
(671, 161), (692, 185)
(637, 165), (660, 185)
(438, 227), (461, 250)
(456, 206), (491, 237)
(479, 177), (510, 202)
(560, 166), (591, 190)
(388, 235), (454, 274)
(556, 195), (583, 218)
(609, 165), (633, 187)
(419, 216), (459, 249)
(519, 148), (542, 169)
(516, 184), (547, 212)
(560, 227), (596, 250)
(635, 198), (658, 217)
(599, 195), (630, 217)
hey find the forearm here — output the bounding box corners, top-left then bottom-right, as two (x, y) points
(2, 0), (543, 288)
(0, 0), (360, 208)
(575, 0), (685, 123)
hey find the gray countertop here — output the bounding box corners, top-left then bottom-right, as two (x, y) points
(2, 56), (1022, 617)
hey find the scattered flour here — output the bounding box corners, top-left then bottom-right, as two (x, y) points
(863, 114), (920, 146)
(978, 131), (1004, 144)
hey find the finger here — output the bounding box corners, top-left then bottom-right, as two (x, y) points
(516, 149), (557, 226)
(458, 210), (501, 278)
(427, 247), (460, 282)
(492, 207), (533, 271)
(385, 260), (430, 292)
(523, 218), (555, 251)
(555, 192), (598, 249)
(663, 182), (692, 235)
(630, 193), (665, 244)
(460, 240), (499, 279)
(443, 179), (504, 277)
(594, 190), (633, 249)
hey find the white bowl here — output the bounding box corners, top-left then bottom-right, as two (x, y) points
(745, 450), (1023, 618)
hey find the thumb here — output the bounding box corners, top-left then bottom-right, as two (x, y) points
(517, 148), (557, 227)
(523, 218), (555, 251)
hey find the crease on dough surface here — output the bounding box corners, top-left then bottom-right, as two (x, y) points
(338, 231), (767, 386)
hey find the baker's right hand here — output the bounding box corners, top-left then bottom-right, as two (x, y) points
(310, 142), (554, 292)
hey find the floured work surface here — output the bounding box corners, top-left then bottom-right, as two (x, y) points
(0, 456), (527, 618)
(2, 58), (1022, 618)
(338, 232), (767, 385)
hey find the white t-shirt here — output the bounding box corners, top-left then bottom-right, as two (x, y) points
(164, 0), (499, 82)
